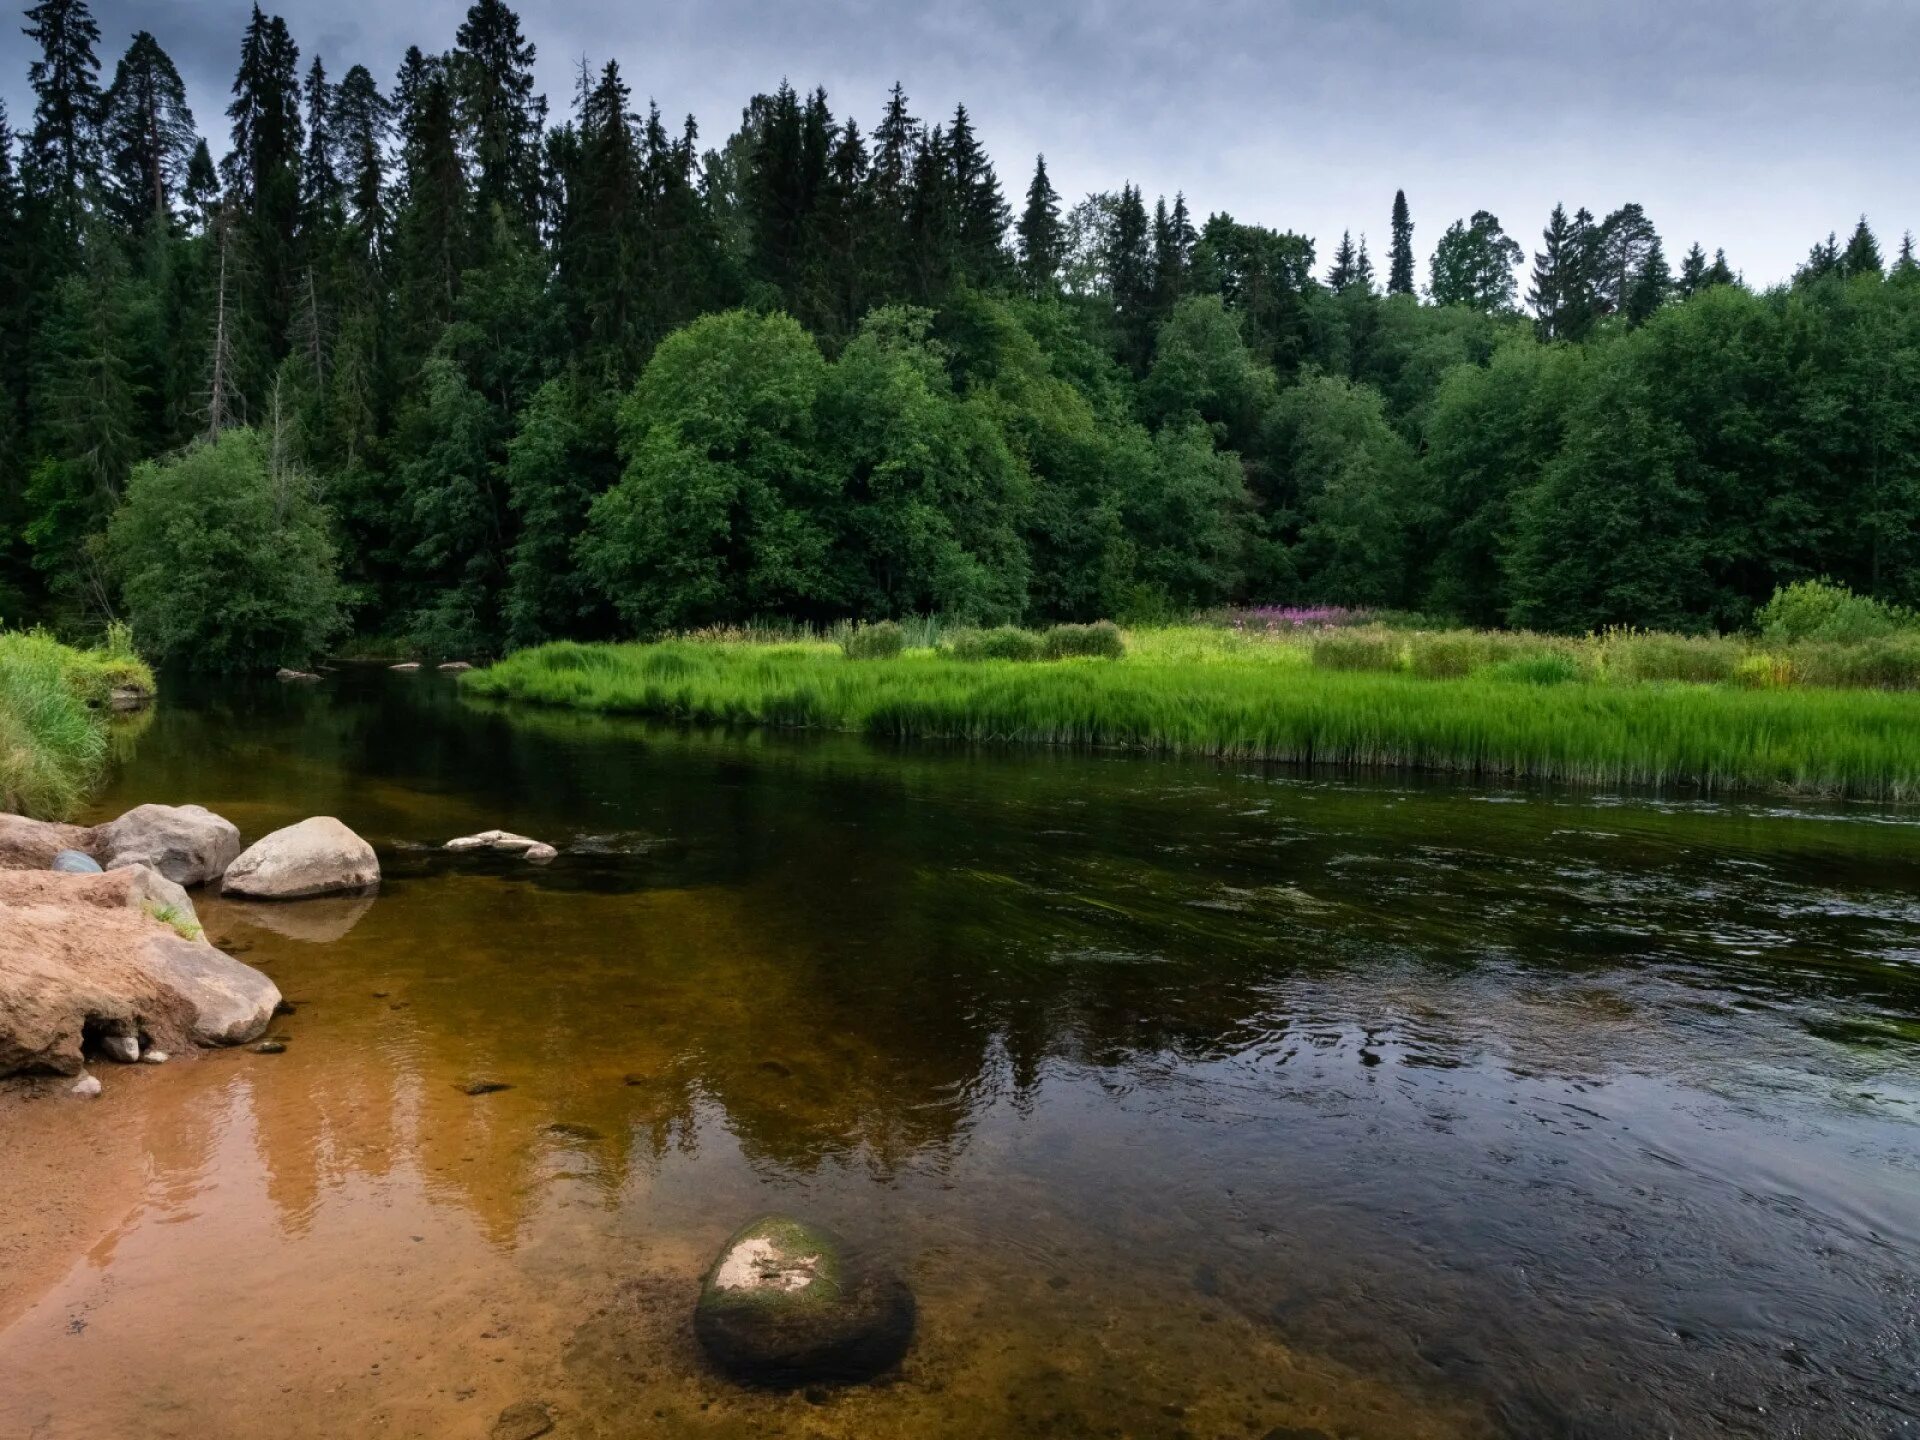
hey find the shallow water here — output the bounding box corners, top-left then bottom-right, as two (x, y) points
(4, 669), (1919, 1439)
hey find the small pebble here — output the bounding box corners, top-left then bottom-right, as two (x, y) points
(70, 1074), (102, 1098)
(141, 1050), (170, 1065)
(253, 1040), (287, 1055)
(461, 1079), (512, 1096)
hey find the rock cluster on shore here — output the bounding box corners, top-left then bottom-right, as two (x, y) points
(0, 804), (382, 1082)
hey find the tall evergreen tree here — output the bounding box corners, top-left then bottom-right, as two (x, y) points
(1677, 242), (1708, 299)
(1327, 229), (1358, 290)
(21, 0), (104, 251)
(299, 56), (342, 235)
(1106, 183), (1153, 370)
(1388, 189), (1415, 296)
(1841, 216), (1883, 278)
(1894, 233), (1919, 285)
(181, 138), (218, 231)
(333, 65), (390, 266)
(224, 5), (304, 367)
(1594, 203), (1657, 315)
(1016, 154), (1062, 297)
(946, 102), (1008, 283)
(1705, 248), (1735, 289)
(99, 31), (195, 236)
(453, 0), (545, 228)
(1625, 234), (1670, 326)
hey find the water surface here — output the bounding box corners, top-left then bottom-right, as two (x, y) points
(3, 670), (1918, 1438)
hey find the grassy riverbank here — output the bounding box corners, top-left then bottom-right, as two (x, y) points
(463, 626), (1920, 799)
(0, 628), (155, 819)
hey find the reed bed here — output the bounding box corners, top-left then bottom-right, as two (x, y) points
(464, 634), (1920, 800)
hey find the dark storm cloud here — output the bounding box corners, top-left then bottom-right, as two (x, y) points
(11, 0), (1916, 284)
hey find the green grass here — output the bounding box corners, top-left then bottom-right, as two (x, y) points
(0, 627), (157, 819)
(463, 629), (1920, 800)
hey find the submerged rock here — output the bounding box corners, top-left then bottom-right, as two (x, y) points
(107, 685), (150, 712)
(223, 817), (379, 900)
(694, 1215), (914, 1387)
(0, 868), (279, 1075)
(489, 1400), (553, 1440)
(51, 849), (102, 875)
(438, 661), (474, 672)
(445, 829), (552, 858)
(93, 803), (242, 887)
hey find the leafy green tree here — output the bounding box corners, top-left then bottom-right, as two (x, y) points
(1428, 211), (1523, 312)
(819, 307), (1030, 620)
(503, 375), (618, 647)
(1594, 203), (1658, 316)
(1141, 295), (1276, 455)
(1268, 374), (1420, 604)
(1388, 190), (1415, 296)
(583, 310), (836, 632)
(105, 427), (345, 669)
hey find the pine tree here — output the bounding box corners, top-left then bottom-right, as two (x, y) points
(99, 31), (195, 237)
(1016, 154), (1062, 297)
(392, 55), (468, 364)
(559, 60), (644, 375)
(1594, 203), (1657, 316)
(1354, 235), (1375, 295)
(1151, 193), (1195, 318)
(22, 0), (104, 251)
(225, 5), (305, 364)
(1799, 232), (1841, 283)
(453, 0), (545, 228)
(1106, 183), (1153, 370)
(1387, 189), (1414, 296)
(1327, 229), (1357, 290)
(1840, 216), (1883, 278)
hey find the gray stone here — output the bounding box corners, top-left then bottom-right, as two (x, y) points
(51, 849), (103, 874)
(222, 817), (379, 900)
(144, 937), (281, 1047)
(99, 1034), (140, 1064)
(524, 842), (558, 864)
(108, 686), (150, 712)
(694, 1215), (914, 1387)
(445, 829), (542, 854)
(141, 1049), (170, 1065)
(70, 1073), (102, 1098)
(93, 804), (242, 887)
(490, 1400), (553, 1440)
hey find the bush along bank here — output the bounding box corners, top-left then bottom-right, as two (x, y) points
(0, 626), (156, 820)
(461, 624), (1920, 801)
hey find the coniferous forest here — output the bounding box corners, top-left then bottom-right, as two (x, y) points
(4, 0), (1919, 668)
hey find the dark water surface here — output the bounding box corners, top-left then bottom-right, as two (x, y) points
(4, 670), (1919, 1438)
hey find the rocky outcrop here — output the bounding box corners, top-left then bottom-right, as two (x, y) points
(0, 814), (93, 870)
(0, 868), (280, 1076)
(694, 1215), (915, 1386)
(445, 830), (558, 863)
(92, 803), (242, 887)
(223, 816), (379, 900)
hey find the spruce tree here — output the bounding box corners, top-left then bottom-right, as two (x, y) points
(1354, 235), (1375, 294)
(1625, 235), (1670, 326)
(1677, 242), (1708, 299)
(1799, 232), (1841, 283)
(181, 139), (218, 232)
(1387, 189), (1414, 295)
(22, 0), (104, 252)
(1016, 154), (1062, 297)
(1528, 203), (1572, 338)
(453, 0), (545, 228)
(1893, 233), (1919, 285)
(299, 57), (342, 236)
(1327, 229), (1357, 290)
(99, 31), (195, 237)
(333, 66), (391, 266)
(225, 6), (305, 363)
(1106, 183), (1153, 370)
(1151, 193), (1194, 318)
(1705, 248), (1735, 289)
(946, 102), (1009, 284)
(1840, 216), (1882, 278)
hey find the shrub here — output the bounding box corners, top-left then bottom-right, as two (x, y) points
(1789, 635), (1920, 690)
(104, 429), (346, 672)
(1311, 630), (1402, 673)
(1755, 578), (1913, 644)
(1735, 653), (1795, 690)
(842, 621), (907, 660)
(1408, 631), (1491, 679)
(945, 626), (1043, 662)
(1041, 622), (1126, 660)
(1600, 631), (1739, 684)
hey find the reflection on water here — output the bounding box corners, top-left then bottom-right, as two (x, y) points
(3, 670), (1919, 1438)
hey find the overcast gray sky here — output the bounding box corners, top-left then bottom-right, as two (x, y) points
(9, 0), (1916, 287)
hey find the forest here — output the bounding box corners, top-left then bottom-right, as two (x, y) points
(3, 0), (1918, 668)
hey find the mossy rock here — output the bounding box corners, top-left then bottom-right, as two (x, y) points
(693, 1214), (914, 1387)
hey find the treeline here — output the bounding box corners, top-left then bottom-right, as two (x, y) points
(3, 0), (1918, 664)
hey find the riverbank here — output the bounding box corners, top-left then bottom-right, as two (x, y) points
(0, 629), (155, 819)
(462, 628), (1920, 799)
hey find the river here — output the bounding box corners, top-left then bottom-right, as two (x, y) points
(2, 668), (1917, 1438)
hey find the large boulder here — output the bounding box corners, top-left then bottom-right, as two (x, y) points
(93, 803), (242, 886)
(693, 1215), (914, 1387)
(223, 816), (379, 900)
(0, 868), (279, 1075)
(0, 814), (93, 870)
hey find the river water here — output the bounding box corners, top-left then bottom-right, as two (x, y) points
(2, 669), (1918, 1439)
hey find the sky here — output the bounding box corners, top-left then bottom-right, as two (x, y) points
(8, 0), (1916, 289)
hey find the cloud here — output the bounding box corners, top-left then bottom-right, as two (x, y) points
(9, 0), (1914, 285)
